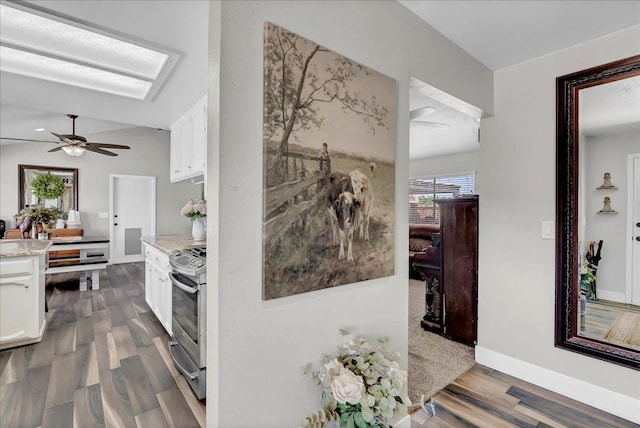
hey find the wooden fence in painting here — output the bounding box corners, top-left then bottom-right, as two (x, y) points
(263, 149), (329, 254)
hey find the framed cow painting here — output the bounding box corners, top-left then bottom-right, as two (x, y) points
(262, 22), (396, 300)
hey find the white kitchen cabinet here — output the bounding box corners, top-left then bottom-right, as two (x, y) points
(144, 243), (172, 335)
(0, 255), (47, 349)
(170, 95), (207, 183)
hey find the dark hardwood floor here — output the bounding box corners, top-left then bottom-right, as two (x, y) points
(0, 263), (205, 428)
(4, 263), (634, 427)
(410, 364), (637, 428)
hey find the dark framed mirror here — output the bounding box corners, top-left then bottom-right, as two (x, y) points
(19, 164), (78, 213)
(556, 55), (640, 370)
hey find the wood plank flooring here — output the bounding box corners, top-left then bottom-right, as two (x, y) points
(0, 263), (205, 428)
(581, 299), (640, 350)
(410, 364), (637, 427)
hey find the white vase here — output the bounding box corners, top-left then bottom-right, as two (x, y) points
(192, 217), (206, 241)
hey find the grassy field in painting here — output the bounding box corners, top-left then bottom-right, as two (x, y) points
(263, 145), (395, 300)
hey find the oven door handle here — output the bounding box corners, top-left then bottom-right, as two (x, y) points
(169, 339), (197, 380)
(170, 272), (199, 294)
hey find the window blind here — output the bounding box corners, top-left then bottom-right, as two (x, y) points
(409, 174), (476, 224)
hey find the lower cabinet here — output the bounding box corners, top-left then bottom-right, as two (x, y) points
(0, 255), (46, 349)
(144, 244), (172, 335)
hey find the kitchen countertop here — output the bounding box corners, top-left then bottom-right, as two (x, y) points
(141, 235), (206, 254)
(0, 239), (52, 258)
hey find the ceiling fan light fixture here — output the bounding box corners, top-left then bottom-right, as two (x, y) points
(410, 106), (436, 121)
(61, 145), (85, 157)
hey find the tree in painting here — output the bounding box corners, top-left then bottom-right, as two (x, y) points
(264, 22), (390, 186)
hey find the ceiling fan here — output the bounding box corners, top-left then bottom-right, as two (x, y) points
(1, 114), (131, 157)
(410, 106), (450, 129)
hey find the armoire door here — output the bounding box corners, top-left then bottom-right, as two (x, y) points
(439, 197), (478, 346)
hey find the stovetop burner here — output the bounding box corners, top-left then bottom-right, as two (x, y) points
(183, 247), (206, 259)
(170, 246), (206, 278)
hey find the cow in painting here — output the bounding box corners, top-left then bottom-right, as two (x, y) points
(369, 161), (377, 177)
(326, 172), (361, 262)
(349, 169), (374, 241)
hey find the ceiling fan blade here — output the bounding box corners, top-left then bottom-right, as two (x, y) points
(51, 132), (76, 144)
(84, 146), (118, 156)
(410, 106), (436, 121)
(48, 146), (64, 153)
(85, 142), (131, 150)
(0, 136), (59, 144)
(410, 121), (450, 129)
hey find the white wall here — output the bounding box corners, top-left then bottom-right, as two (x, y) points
(410, 150), (479, 184)
(584, 130), (639, 302)
(0, 127), (200, 237)
(208, 1), (493, 426)
(479, 24), (640, 407)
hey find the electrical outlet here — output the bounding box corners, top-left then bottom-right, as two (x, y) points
(98, 212), (109, 219)
(542, 221), (554, 239)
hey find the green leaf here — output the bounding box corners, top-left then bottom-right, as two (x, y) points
(354, 412), (368, 428)
(346, 415), (355, 428)
(340, 412), (350, 425)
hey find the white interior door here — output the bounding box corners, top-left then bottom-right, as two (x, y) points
(110, 175), (156, 264)
(628, 154), (640, 305)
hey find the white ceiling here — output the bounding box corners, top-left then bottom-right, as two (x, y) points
(580, 75), (640, 137)
(0, 0), (208, 141)
(400, 1), (640, 71)
(404, 0), (640, 159)
(409, 89), (479, 159)
(1, 1), (638, 157)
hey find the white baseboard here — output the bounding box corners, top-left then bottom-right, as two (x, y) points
(596, 290), (625, 303)
(475, 346), (640, 424)
(391, 413), (410, 428)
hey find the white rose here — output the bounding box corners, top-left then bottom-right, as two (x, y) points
(331, 370), (365, 405)
(319, 358), (342, 382)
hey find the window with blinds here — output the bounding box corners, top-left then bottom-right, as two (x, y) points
(409, 173), (476, 224)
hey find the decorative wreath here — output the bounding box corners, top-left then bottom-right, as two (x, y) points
(31, 173), (65, 200)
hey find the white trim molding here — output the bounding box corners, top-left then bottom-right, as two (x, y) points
(475, 347), (640, 424)
(596, 290), (626, 304)
(627, 153), (640, 306)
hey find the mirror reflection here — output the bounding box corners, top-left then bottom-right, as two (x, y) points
(577, 76), (640, 351)
(19, 164), (78, 213)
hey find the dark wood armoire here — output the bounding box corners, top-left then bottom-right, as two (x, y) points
(414, 196), (478, 346)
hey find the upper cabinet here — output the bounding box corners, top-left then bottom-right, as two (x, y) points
(170, 95), (207, 183)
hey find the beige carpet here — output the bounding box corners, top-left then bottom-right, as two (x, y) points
(604, 311), (640, 351)
(408, 279), (475, 411)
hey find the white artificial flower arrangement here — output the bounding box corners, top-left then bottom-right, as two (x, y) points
(303, 330), (410, 428)
(180, 199), (207, 219)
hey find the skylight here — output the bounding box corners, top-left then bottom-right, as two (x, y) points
(0, 2), (176, 100)
(1, 46), (152, 99)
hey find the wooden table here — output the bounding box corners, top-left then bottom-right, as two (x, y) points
(45, 236), (110, 291)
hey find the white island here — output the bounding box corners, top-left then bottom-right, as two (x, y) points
(0, 239), (51, 350)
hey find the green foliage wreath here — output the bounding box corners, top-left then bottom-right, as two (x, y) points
(31, 173), (65, 200)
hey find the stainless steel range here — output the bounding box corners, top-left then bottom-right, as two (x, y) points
(168, 246), (206, 400)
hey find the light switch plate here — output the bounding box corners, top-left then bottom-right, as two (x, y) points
(542, 221), (554, 239)
(98, 212), (109, 219)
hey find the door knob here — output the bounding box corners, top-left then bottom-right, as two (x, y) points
(114, 223), (118, 226)
(115, 215), (118, 218)
(636, 236), (640, 242)
(637, 222), (640, 227)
